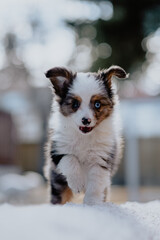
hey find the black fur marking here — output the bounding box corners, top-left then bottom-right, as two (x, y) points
(50, 142), (66, 165)
(99, 72), (113, 99)
(51, 171), (67, 186)
(50, 149), (65, 165)
(99, 164), (108, 170)
(105, 81), (113, 99)
(109, 143), (117, 163)
(59, 82), (74, 105)
(101, 143), (117, 171)
(101, 157), (110, 164)
(50, 170), (68, 204)
(45, 67), (77, 102)
(108, 151), (115, 161)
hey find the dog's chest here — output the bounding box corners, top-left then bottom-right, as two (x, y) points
(58, 134), (94, 161)
(55, 130), (113, 165)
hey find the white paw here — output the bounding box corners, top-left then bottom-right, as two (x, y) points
(57, 155), (85, 193)
(67, 175), (84, 194)
(83, 195), (102, 205)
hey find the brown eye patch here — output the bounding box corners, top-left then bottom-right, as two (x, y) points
(90, 95), (114, 124)
(60, 94), (82, 116)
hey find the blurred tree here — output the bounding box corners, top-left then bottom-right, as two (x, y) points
(67, 0), (160, 73)
(0, 33), (30, 91)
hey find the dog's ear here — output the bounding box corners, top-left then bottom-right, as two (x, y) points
(45, 67), (76, 97)
(99, 65), (129, 89)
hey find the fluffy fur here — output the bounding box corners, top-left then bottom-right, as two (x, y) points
(44, 66), (128, 205)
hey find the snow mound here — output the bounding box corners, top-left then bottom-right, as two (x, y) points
(0, 201), (160, 240)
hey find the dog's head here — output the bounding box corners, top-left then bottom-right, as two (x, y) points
(45, 66), (128, 134)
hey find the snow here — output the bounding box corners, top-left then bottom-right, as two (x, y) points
(0, 201), (160, 240)
(0, 172), (44, 192)
(0, 171), (46, 205)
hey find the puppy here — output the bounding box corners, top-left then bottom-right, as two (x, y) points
(44, 66), (128, 205)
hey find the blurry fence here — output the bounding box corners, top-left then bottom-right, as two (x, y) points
(0, 111), (17, 165)
(15, 143), (40, 172)
(121, 98), (160, 200)
(0, 110), (41, 172)
(139, 137), (160, 185)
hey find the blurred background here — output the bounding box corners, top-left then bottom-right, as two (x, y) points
(0, 0), (160, 205)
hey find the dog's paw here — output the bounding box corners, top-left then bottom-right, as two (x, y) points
(57, 155), (84, 194)
(83, 195), (102, 205)
(67, 175), (84, 194)
(83, 190), (104, 205)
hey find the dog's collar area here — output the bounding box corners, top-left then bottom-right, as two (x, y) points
(79, 126), (93, 134)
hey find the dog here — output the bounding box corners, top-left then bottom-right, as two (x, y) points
(44, 66), (128, 205)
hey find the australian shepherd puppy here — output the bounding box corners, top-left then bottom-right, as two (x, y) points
(44, 66), (128, 205)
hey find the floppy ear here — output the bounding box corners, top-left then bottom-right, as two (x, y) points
(45, 67), (76, 97)
(99, 65), (129, 89)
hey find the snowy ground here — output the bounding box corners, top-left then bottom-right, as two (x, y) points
(0, 201), (160, 240)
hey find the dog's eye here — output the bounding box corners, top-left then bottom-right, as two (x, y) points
(72, 99), (80, 110)
(94, 101), (101, 109)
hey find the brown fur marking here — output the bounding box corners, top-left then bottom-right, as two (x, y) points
(98, 66), (128, 89)
(61, 94), (82, 116)
(61, 186), (73, 204)
(90, 94), (114, 125)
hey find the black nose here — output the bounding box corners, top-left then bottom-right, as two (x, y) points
(82, 117), (91, 126)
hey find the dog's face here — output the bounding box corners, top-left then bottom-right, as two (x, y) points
(45, 66), (127, 134)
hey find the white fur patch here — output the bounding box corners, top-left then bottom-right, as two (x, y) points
(70, 73), (105, 102)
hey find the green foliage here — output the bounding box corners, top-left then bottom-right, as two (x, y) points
(67, 0), (160, 73)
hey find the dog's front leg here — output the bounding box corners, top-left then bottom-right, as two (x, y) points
(84, 165), (111, 205)
(57, 155), (84, 194)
